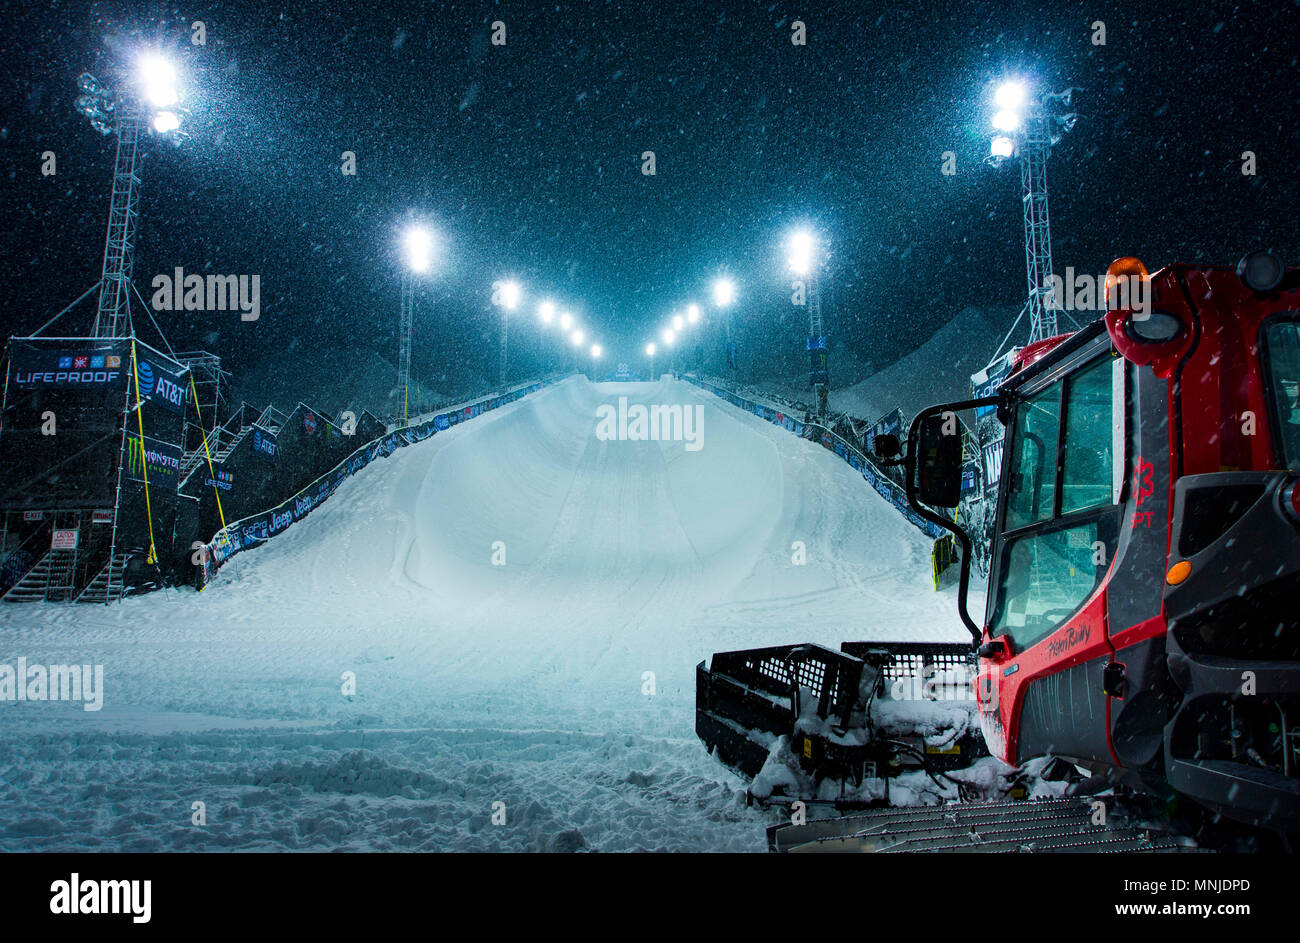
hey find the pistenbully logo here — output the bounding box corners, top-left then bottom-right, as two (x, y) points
(594, 397), (704, 451)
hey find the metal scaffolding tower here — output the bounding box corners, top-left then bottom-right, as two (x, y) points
(987, 86), (1078, 353)
(1020, 115), (1057, 343)
(92, 114), (143, 339)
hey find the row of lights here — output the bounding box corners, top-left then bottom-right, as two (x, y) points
(402, 227), (604, 362)
(647, 278), (736, 362)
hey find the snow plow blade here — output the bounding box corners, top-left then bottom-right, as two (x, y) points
(766, 797), (1204, 853)
(695, 640), (986, 787)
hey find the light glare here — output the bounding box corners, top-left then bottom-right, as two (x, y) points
(990, 136), (1015, 158)
(152, 111), (180, 133)
(992, 110), (1021, 132)
(995, 81), (1026, 110)
(403, 226), (434, 273)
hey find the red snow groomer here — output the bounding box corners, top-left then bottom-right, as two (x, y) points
(697, 252), (1300, 848)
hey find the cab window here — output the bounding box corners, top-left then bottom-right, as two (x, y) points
(989, 354), (1119, 652)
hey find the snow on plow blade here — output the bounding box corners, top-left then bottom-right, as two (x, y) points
(695, 640), (987, 788)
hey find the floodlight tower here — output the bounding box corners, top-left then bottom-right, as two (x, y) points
(645, 342), (656, 381)
(494, 279), (522, 386)
(398, 225), (434, 424)
(536, 300), (557, 373)
(711, 278), (735, 380)
(787, 231), (827, 417)
(74, 55), (188, 338)
(986, 80), (1079, 347)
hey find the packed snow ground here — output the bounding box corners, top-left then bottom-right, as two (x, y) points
(0, 376), (973, 852)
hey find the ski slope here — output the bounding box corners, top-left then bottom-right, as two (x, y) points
(0, 376), (971, 852)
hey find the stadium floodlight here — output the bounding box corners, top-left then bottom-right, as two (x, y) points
(645, 343), (656, 356)
(712, 279), (735, 308)
(139, 54), (179, 107)
(661, 328), (675, 346)
(403, 225), (434, 273)
(786, 230), (816, 276)
(571, 329), (585, 346)
(992, 110), (1021, 132)
(74, 49), (192, 338)
(538, 300), (556, 324)
(994, 80), (1026, 110)
(497, 279), (522, 310)
(686, 302), (702, 324)
(493, 278), (524, 385)
(984, 79), (1080, 347)
(672, 314), (684, 331)
(559, 311), (573, 331)
(397, 223), (437, 424)
(590, 344), (602, 359)
(152, 111), (180, 134)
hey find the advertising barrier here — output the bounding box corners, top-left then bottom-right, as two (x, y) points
(198, 376), (564, 588)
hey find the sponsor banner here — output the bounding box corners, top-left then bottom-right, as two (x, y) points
(124, 435), (183, 488)
(971, 349), (1017, 418)
(201, 378), (554, 582)
(866, 407), (904, 453)
(982, 439), (1004, 489)
(807, 336), (829, 387)
(204, 468), (235, 492)
(252, 427), (278, 462)
(92, 509), (114, 524)
(303, 412), (318, 436)
(133, 353), (189, 415)
(51, 529), (78, 550)
(10, 346), (127, 390)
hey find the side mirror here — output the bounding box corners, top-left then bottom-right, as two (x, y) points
(915, 413), (963, 508)
(872, 433), (901, 460)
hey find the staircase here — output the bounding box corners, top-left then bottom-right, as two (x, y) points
(2, 550), (79, 603)
(75, 552), (130, 604)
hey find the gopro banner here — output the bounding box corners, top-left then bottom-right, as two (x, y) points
(10, 346), (128, 390)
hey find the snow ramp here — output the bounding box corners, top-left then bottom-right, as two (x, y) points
(0, 375), (969, 852)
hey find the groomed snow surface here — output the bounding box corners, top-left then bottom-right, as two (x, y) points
(0, 377), (971, 852)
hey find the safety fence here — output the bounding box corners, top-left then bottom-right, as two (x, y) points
(197, 374), (567, 588)
(680, 375), (959, 589)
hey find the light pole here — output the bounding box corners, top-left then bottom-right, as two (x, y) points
(537, 300), (556, 373)
(590, 343), (602, 380)
(711, 278), (735, 380)
(661, 328), (676, 375)
(492, 279), (522, 386)
(398, 225), (434, 424)
(787, 231), (827, 418)
(986, 80), (1078, 352)
(645, 342), (656, 381)
(74, 55), (188, 338)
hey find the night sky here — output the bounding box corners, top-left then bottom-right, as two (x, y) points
(1, 0), (1297, 399)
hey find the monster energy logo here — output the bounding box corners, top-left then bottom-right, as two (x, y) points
(125, 435), (180, 482)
